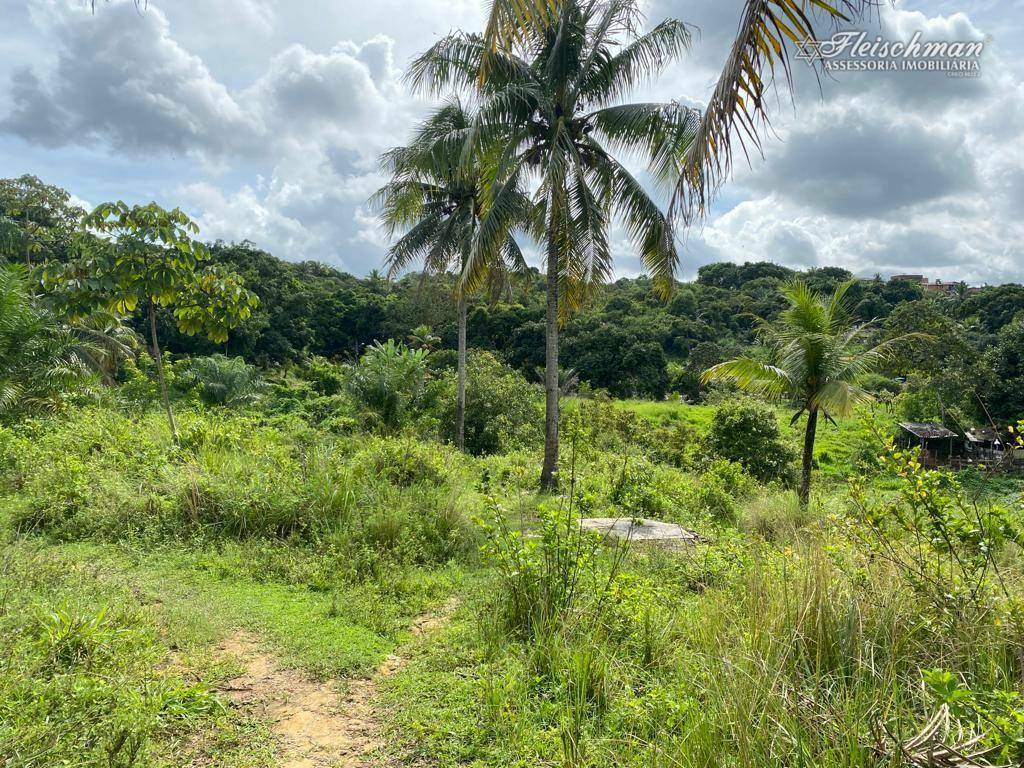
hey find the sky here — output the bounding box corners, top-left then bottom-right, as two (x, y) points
(0, 0), (1022, 284)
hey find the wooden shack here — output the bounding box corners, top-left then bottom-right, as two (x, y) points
(964, 427), (1005, 464)
(897, 422), (958, 468)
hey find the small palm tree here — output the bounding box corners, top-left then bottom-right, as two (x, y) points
(407, 325), (441, 352)
(702, 280), (911, 507)
(0, 265), (103, 416)
(184, 354), (266, 408)
(373, 98), (529, 451)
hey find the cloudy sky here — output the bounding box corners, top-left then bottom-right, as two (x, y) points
(1, 0), (1022, 283)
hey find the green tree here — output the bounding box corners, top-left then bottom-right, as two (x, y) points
(0, 175), (85, 265)
(979, 318), (1024, 424)
(0, 266), (102, 416)
(42, 202), (257, 441)
(373, 99), (529, 451)
(702, 280), (909, 506)
(411, 0), (697, 487)
(706, 399), (794, 484)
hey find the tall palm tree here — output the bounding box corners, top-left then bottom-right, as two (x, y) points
(408, 0), (699, 488)
(372, 99), (530, 450)
(702, 280), (911, 507)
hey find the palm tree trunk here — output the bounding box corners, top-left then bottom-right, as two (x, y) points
(149, 300), (178, 443)
(798, 407), (818, 507)
(540, 223), (559, 491)
(455, 293), (467, 451)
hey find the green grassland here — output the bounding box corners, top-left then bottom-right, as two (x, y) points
(1, 390), (1022, 767)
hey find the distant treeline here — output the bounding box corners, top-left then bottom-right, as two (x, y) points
(2, 174), (1022, 420)
(143, 242), (1022, 421)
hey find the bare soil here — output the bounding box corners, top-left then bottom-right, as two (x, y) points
(215, 604), (454, 767)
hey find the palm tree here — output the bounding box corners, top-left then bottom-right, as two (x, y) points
(477, 0), (874, 228)
(408, 0), (699, 488)
(373, 99), (530, 451)
(0, 265), (105, 416)
(702, 280), (911, 507)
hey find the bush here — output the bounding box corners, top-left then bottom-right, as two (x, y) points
(3, 406), (480, 568)
(683, 460), (751, 524)
(346, 340), (438, 434)
(705, 400), (794, 484)
(437, 351), (542, 455)
(180, 354), (266, 407)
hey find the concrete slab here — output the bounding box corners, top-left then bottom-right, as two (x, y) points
(579, 517), (700, 543)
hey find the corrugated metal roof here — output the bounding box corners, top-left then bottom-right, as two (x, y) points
(965, 427), (1000, 443)
(898, 422), (958, 439)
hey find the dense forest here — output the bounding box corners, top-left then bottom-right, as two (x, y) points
(4, 172), (1023, 424)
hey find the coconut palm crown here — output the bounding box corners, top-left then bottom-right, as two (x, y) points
(702, 280), (912, 506)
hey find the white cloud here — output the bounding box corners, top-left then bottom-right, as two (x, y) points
(0, 0), (1021, 284)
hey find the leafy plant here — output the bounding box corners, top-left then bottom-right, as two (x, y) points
(850, 445), (1022, 628)
(0, 265), (103, 417)
(705, 399), (794, 484)
(438, 350), (542, 455)
(42, 202), (258, 441)
(182, 354), (266, 407)
(346, 339), (436, 433)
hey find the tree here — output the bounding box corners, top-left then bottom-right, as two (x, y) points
(706, 399), (794, 484)
(979, 319), (1024, 424)
(0, 175), (85, 265)
(702, 280), (910, 507)
(0, 266), (103, 417)
(411, 0), (697, 487)
(373, 99), (529, 451)
(42, 202), (257, 441)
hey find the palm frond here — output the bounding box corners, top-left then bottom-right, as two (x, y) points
(670, 0), (873, 226)
(701, 356), (792, 397)
(579, 18), (693, 103)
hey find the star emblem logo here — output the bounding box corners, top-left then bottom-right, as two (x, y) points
(794, 37), (824, 66)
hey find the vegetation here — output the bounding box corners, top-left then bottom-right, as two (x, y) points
(2, 1), (1024, 766)
(410, 0), (694, 488)
(42, 203), (257, 441)
(704, 280), (913, 506)
(374, 98), (530, 450)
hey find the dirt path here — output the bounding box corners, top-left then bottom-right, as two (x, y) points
(214, 606), (453, 768)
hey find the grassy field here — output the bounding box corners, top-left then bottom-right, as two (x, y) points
(2, 396), (1022, 767)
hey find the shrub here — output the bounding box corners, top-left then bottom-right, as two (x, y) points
(850, 446), (1023, 630)
(437, 351), (542, 455)
(301, 355), (345, 395)
(705, 399), (794, 484)
(180, 354), (266, 407)
(346, 340), (437, 434)
(481, 498), (624, 638)
(683, 460), (751, 524)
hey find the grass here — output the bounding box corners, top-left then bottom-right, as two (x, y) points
(0, 541), (277, 768)
(2, 395), (1022, 768)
